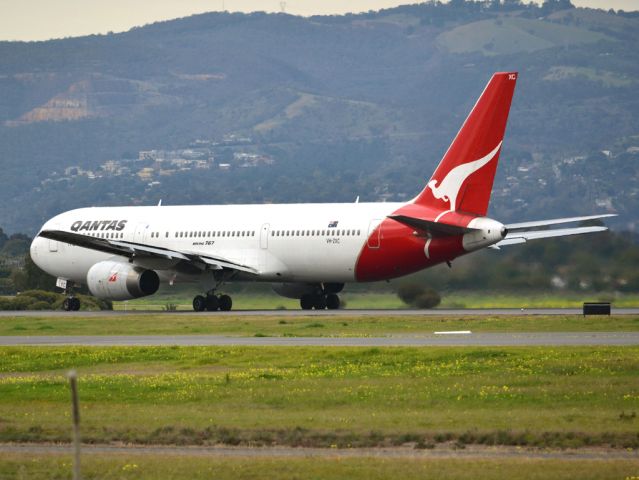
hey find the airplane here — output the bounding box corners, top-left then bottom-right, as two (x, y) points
(30, 71), (615, 311)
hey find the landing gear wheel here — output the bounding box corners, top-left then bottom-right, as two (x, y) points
(193, 295), (207, 312)
(206, 295), (219, 311)
(218, 294), (233, 311)
(326, 293), (340, 310)
(313, 295), (327, 310)
(300, 294), (314, 310)
(63, 297), (80, 311)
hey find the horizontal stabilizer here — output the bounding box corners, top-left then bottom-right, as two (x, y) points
(506, 214), (616, 231)
(388, 215), (478, 237)
(493, 225), (608, 248)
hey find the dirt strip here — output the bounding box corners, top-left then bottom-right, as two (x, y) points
(1, 443), (637, 461)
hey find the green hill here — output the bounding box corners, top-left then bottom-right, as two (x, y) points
(0, 1), (637, 233)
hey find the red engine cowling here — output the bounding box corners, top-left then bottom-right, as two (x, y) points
(87, 260), (160, 300)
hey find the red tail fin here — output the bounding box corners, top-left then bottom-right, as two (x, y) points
(414, 72), (517, 216)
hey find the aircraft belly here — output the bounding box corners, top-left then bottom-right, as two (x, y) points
(268, 238), (358, 282)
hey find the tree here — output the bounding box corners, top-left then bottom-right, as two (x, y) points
(11, 254), (57, 292)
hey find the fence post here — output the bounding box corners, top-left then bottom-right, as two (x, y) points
(68, 370), (81, 480)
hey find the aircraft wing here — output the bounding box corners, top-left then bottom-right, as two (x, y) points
(37, 230), (259, 275)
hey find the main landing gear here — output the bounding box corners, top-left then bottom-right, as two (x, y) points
(300, 292), (340, 310)
(193, 293), (233, 312)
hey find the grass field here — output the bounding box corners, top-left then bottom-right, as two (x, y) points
(111, 291), (639, 311)
(1, 314), (639, 337)
(1, 452), (637, 480)
(1, 346), (638, 449)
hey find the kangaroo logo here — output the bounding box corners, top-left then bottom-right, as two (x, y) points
(427, 141), (502, 210)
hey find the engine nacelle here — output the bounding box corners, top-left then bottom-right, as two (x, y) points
(272, 283), (319, 299)
(87, 260), (160, 300)
(272, 282), (345, 299)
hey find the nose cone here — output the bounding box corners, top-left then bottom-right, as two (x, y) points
(30, 235), (46, 270)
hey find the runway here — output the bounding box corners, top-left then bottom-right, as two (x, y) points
(0, 307), (638, 317)
(2, 332), (638, 347)
(1, 443), (636, 461)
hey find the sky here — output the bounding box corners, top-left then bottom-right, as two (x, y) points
(0, 0), (637, 41)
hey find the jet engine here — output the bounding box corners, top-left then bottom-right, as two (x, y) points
(272, 283), (319, 299)
(86, 260), (160, 300)
(272, 282), (344, 299)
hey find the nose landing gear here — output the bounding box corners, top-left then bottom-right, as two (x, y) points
(57, 278), (81, 311)
(62, 297), (81, 311)
(193, 293), (233, 312)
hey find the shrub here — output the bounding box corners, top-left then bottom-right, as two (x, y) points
(0, 290), (112, 311)
(396, 283), (441, 309)
(29, 301), (51, 310)
(396, 283), (425, 304)
(19, 290), (59, 303)
(413, 289), (441, 309)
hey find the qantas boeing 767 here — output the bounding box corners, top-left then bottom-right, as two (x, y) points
(30, 72), (614, 311)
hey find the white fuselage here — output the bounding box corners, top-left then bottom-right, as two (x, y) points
(30, 202), (404, 287)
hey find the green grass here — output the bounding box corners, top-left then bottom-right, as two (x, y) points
(1, 314), (639, 337)
(436, 17), (609, 56)
(0, 346), (638, 448)
(1, 453), (637, 480)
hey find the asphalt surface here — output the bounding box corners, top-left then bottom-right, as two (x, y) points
(1, 443), (637, 461)
(2, 332), (638, 346)
(0, 307), (638, 317)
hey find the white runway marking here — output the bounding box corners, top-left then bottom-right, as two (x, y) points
(434, 330), (472, 335)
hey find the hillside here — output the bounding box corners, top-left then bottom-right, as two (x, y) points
(0, 0), (638, 233)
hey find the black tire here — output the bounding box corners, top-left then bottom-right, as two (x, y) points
(300, 294), (314, 310)
(313, 295), (327, 310)
(71, 297), (81, 311)
(193, 295), (207, 312)
(205, 295), (219, 311)
(62, 298), (72, 311)
(326, 293), (340, 310)
(218, 294), (232, 311)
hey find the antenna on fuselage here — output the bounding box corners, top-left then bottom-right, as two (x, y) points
(355, 196), (360, 203)
(157, 199), (162, 206)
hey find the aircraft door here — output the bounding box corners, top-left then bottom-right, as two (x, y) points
(134, 223), (149, 244)
(260, 223), (270, 249)
(367, 219), (381, 249)
(48, 240), (58, 252)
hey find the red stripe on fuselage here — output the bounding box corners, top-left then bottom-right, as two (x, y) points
(354, 204), (478, 282)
